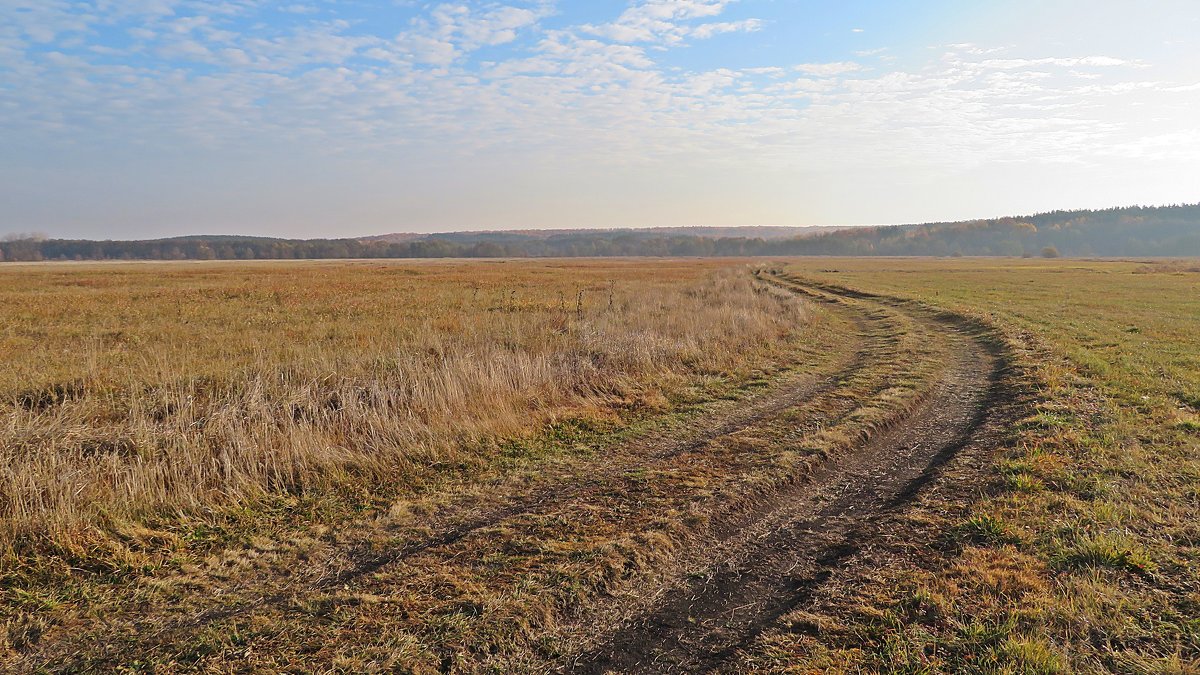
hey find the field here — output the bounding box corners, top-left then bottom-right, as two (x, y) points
(1, 258), (1198, 672)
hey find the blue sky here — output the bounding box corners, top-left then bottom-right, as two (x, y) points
(3, 1), (1200, 238)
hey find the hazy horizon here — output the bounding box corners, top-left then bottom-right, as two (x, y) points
(5, 202), (1198, 243)
(4, 1), (1200, 239)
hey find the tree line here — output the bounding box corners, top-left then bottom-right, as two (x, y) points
(2, 204), (1198, 262)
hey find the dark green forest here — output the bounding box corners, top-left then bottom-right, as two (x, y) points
(3, 204), (1198, 261)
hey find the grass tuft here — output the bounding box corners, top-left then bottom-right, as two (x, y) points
(956, 514), (1018, 546)
(1053, 533), (1156, 576)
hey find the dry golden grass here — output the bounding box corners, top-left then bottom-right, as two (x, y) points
(0, 259), (806, 571)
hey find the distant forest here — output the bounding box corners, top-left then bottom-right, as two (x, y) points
(3, 204), (1199, 261)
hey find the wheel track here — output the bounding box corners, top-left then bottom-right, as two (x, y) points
(572, 274), (1007, 673)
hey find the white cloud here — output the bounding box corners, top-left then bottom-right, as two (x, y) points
(979, 56), (1129, 69)
(794, 62), (861, 77)
(453, 6), (542, 48)
(743, 66), (781, 74)
(156, 37), (214, 62)
(580, 0), (757, 44)
(394, 32), (457, 66)
(690, 18), (763, 39)
(390, 3), (549, 66)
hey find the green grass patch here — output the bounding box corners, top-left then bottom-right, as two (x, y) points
(956, 514), (1019, 546)
(1053, 533), (1156, 576)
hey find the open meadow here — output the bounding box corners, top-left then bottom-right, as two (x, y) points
(1, 257), (1198, 673)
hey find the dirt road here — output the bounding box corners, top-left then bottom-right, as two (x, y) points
(575, 275), (1004, 673)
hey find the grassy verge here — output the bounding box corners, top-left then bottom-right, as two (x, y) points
(751, 258), (1200, 673)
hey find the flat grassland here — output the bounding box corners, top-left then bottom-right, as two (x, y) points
(1, 258), (1197, 673)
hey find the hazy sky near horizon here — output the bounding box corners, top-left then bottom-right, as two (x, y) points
(3, 1), (1200, 239)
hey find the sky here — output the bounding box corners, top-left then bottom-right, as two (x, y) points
(3, 1), (1200, 239)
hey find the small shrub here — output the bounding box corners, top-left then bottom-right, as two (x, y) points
(1041, 246), (1060, 258)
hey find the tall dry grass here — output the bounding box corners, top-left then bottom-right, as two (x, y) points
(0, 260), (806, 564)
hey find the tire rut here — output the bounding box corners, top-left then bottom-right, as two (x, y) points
(572, 276), (1004, 674)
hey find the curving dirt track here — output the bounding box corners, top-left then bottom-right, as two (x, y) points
(13, 274), (1009, 673)
(573, 274), (1004, 672)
